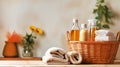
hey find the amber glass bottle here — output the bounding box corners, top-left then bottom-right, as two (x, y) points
(70, 18), (80, 41)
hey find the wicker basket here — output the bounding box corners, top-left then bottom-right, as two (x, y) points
(66, 31), (120, 64)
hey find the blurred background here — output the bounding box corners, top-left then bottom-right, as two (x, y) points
(0, 0), (120, 59)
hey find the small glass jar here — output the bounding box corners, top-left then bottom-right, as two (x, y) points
(22, 46), (33, 57)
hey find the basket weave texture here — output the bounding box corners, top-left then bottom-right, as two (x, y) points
(67, 31), (120, 64)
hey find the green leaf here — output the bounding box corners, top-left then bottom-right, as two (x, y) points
(97, 9), (102, 21)
(108, 12), (113, 18)
(102, 24), (110, 29)
(98, 0), (104, 3)
(95, 16), (98, 19)
(96, 22), (102, 29)
(93, 9), (98, 13)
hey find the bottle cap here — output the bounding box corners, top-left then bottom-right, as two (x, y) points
(88, 19), (96, 26)
(91, 22), (96, 26)
(73, 18), (78, 23)
(88, 19), (95, 23)
(81, 24), (87, 29)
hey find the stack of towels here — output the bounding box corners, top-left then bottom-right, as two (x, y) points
(95, 30), (116, 41)
(42, 47), (82, 65)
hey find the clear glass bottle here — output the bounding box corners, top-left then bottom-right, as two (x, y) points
(80, 24), (88, 41)
(70, 18), (80, 41)
(88, 19), (97, 41)
(22, 46), (33, 57)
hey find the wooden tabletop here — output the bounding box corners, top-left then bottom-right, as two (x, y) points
(0, 57), (42, 60)
(0, 57), (120, 67)
(0, 57), (120, 64)
(0, 61), (120, 67)
(0, 58), (120, 66)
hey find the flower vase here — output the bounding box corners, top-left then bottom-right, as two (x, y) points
(22, 46), (33, 57)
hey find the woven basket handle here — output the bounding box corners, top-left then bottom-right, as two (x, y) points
(66, 31), (70, 41)
(116, 31), (120, 42)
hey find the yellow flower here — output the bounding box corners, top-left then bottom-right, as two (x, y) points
(35, 28), (43, 34)
(29, 25), (43, 35)
(29, 26), (37, 32)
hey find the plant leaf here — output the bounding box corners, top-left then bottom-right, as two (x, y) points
(96, 22), (102, 29)
(102, 24), (110, 29)
(93, 9), (98, 13)
(98, 0), (104, 3)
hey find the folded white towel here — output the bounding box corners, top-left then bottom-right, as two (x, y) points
(95, 30), (114, 36)
(42, 56), (69, 65)
(95, 36), (116, 41)
(42, 47), (69, 65)
(67, 51), (82, 64)
(45, 47), (66, 58)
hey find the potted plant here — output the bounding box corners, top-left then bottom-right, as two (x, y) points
(93, 0), (113, 29)
(3, 31), (22, 57)
(22, 26), (43, 57)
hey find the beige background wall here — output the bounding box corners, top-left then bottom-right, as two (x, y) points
(0, 0), (120, 59)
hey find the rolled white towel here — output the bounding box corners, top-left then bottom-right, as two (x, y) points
(42, 47), (69, 65)
(95, 36), (116, 41)
(95, 30), (114, 36)
(67, 51), (82, 64)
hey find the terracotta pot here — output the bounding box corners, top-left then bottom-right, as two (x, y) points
(3, 41), (19, 57)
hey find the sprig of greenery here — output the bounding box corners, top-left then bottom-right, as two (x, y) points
(93, 0), (113, 29)
(22, 32), (36, 49)
(22, 25), (43, 50)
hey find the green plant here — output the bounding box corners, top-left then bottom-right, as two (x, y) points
(22, 25), (43, 50)
(93, 0), (113, 29)
(22, 33), (36, 50)
(22, 26), (43, 57)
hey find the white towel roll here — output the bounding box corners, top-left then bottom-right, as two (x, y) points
(67, 51), (82, 64)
